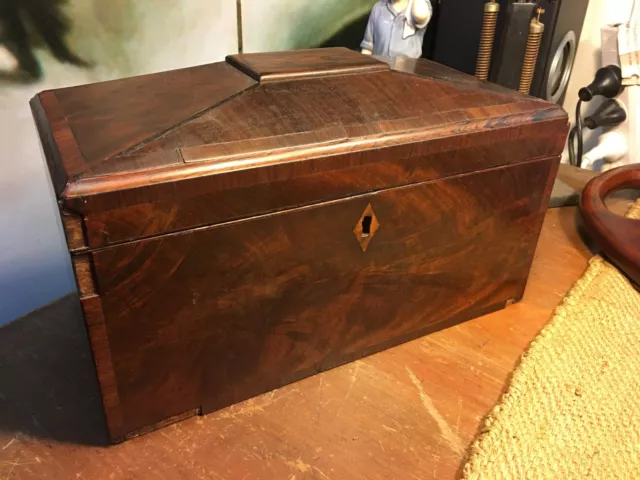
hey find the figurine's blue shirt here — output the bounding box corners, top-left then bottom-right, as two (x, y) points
(360, 0), (431, 58)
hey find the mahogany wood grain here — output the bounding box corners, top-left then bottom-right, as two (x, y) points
(579, 164), (640, 285)
(81, 121), (563, 248)
(54, 62), (255, 167)
(1, 202), (625, 479)
(87, 157), (556, 440)
(67, 113), (564, 208)
(29, 48), (568, 443)
(382, 55), (545, 96)
(226, 47), (389, 82)
(31, 51), (567, 218)
(70, 255), (95, 297)
(81, 295), (123, 439)
(69, 254), (124, 439)
(30, 92), (85, 196)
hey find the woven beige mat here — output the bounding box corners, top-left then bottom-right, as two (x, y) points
(462, 201), (640, 479)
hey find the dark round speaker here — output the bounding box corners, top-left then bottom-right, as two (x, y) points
(545, 30), (576, 103)
(430, 0), (588, 104)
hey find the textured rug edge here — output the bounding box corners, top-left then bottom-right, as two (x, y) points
(460, 256), (606, 479)
(461, 200), (640, 479)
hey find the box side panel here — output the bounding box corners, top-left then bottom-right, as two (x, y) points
(52, 202), (126, 441)
(60, 210), (88, 253)
(69, 254), (124, 441)
(29, 62), (258, 193)
(512, 153), (560, 300)
(79, 119), (567, 248)
(54, 62), (257, 168)
(87, 156), (557, 439)
(30, 93), (84, 198)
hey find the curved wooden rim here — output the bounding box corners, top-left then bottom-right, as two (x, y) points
(579, 164), (640, 285)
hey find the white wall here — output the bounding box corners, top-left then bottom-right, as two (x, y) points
(562, 0), (635, 161)
(0, 0), (237, 325)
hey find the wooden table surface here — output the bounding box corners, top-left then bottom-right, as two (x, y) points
(0, 168), (633, 480)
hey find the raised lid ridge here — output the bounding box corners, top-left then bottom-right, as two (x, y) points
(226, 47), (390, 82)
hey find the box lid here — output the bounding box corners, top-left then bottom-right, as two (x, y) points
(32, 47), (567, 225)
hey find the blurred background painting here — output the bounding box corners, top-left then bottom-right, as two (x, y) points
(0, 0), (240, 325)
(0, 0), (90, 82)
(0, 0), (384, 326)
(241, 0), (379, 52)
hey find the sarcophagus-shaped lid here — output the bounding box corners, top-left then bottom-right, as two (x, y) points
(32, 47), (567, 244)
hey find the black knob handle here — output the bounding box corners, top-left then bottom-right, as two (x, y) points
(579, 65), (624, 102)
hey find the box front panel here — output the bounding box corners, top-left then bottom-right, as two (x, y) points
(90, 156), (557, 439)
(80, 119), (567, 248)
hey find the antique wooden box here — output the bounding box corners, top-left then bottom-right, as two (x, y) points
(31, 48), (568, 442)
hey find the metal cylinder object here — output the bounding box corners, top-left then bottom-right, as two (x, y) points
(519, 8), (545, 94)
(475, 0), (500, 81)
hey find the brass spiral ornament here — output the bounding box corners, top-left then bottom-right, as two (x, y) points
(475, 0), (500, 81)
(519, 8), (545, 94)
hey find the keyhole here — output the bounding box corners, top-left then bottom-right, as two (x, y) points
(361, 215), (372, 237)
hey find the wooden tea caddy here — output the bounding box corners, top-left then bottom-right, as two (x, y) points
(31, 48), (568, 442)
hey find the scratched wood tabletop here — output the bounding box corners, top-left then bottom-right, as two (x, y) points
(0, 170), (633, 479)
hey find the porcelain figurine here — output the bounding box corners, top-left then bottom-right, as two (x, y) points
(361, 0), (433, 58)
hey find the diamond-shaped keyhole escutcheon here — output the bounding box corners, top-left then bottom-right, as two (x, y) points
(353, 203), (380, 252)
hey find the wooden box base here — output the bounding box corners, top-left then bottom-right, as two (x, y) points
(31, 48), (567, 442)
(72, 156), (558, 441)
